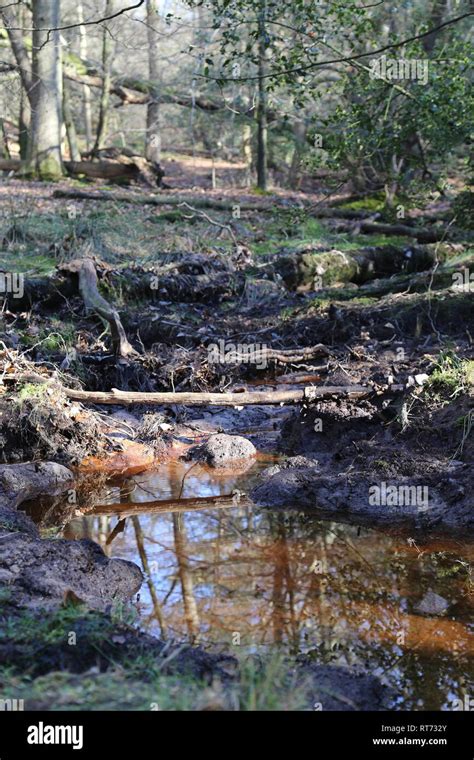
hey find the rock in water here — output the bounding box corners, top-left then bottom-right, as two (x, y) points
(415, 591), (450, 616)
(185, 434), (256, 468)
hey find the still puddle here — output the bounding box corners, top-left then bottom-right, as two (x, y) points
(33, 459), (474, 709)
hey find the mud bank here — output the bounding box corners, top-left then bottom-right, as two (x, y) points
(252, 386), (473, 534)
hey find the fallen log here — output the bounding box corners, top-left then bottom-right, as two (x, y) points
(50, 188), (372, 218)
(0, 157), (162, 185)
(275, 243), (459, 290)
(51, 187), (277, 212)
(337, 219), (453, 243)
(62, 258), (137, 359)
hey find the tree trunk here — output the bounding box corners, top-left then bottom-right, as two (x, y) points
(17, 2), (31, 160)
(0, 119), (10, 158)
(242, 122), (253, 186)
(19, 88), (31, 160)
(77, 2), (93, 151)
(63, 77), (81, 162)
(256, 3), (268, 191)
(27, 0), (64, 179)
(287, 120), (307, 190)
(93, 0), (117, 154)
(145, 0), (161, 163)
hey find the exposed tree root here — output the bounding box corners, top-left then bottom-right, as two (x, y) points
(62, 258), (137, 359)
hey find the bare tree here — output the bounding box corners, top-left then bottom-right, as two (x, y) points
(256, 0), (268, 190)
(93, 0), (117, 153)
(27, 0), (64, 178)
(77, 1), (93, 151)
(145, 0), (161, 163)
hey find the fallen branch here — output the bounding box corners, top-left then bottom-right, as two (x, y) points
(88, 493), (254, 517)
(178, 201), (237, 244)
(60, 384), (371, 406)
(210, 345), (330, 364)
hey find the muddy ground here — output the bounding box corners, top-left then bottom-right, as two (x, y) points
(0, 179), (472, 709)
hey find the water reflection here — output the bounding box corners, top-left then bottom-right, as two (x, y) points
(62, 461), (473, 710)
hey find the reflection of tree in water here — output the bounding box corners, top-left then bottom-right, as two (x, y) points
(65, 468), (474, 710)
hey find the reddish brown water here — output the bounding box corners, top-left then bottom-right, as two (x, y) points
(56, 458), (474, 711)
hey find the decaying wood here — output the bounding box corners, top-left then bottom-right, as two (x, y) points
(51, 187), (277, 211)
(0, 157), (162, 185)
(210, 345), (329, 364)
(63, 258), (137, 359)
(334, 218), (453, 243)
(274, 243), (458, 290)
(50, 188), (369, 217)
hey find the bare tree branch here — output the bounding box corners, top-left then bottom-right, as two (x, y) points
(0, 0), (145, 32)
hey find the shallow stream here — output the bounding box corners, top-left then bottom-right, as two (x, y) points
(26, 458), (474, 710)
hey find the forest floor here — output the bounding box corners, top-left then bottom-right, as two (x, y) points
(0, 176), (473, 710)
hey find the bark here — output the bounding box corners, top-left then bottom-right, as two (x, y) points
(1, 4), (32, 158)
(256, 3), (268, 191)
(288, 119), (308, 190)
(63, 258), (137, 358)
(242, 122), (253, 186)
(63, 77), (81, 162)
(145, 0), (161, 163)
(0, 118), (10, 158)
(77, 2), (93, 151)
(17, 2), (31, 159)
(18, 85), (31, 160)
(27, 0), (64, 179)
(92, 0), (117, 154)
(42, 385), (371, 407)
(0, 6), (33, 94)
